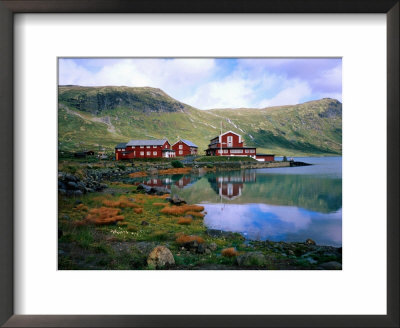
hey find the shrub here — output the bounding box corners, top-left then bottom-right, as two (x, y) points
(176, 234), (204, 245)
(171, 160), (184, 168)
(152, 202), (168, 207)
(221, 247), (239, 257)
(134, 208), (143, 214)
(102, 196), (140, 209)
(129, 171), (148, 178)
(160, 204), (204, 216)
(74, 203), (88, 211)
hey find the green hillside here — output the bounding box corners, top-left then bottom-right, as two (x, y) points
(58, 85), (342, 156)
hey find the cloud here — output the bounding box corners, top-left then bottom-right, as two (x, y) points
(258, 80), (312, 107)
(59, 58), (342, 109)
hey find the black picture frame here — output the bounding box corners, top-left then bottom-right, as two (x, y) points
(0, 1), (398, 327)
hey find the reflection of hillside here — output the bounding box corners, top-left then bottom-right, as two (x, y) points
(175, 172), (342, 214)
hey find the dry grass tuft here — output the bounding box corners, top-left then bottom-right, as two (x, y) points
(102, 196), (140, 209)
(177, 217), (192, 225)
(160, 204), (204, 216)
(186, 211), (205, 218)
(129, 171), (148, 178)
(221, 248), (239, 257)
(176, 234), (205, 245)
(79, 207), (124, 226)
(74, 203), (88, 211)
(152, 202), (168, 207)
(134, 208), (143, 214)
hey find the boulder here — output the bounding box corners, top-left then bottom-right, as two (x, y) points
(169, 194), (186, 206)
(147, 246), (175, 268)
(305, 238), (316, 245)
(236, 252), (267, 267)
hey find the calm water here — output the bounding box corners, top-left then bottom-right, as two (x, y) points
(133, 157), (342, 246)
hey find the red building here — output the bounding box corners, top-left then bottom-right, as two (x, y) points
(172, 139), (198, 156)
(115, 139), (175, 160)
(205, 131), (257, 157)
(205, 131), (275, 161)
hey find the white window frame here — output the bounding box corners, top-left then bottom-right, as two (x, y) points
(146, 151), (151, 156)
(179, 150), (183, 155)
(140, 151), (144, 156)
(153, 145), (157, 148)
(140, 146), (144, 148)
(153, 151), (157, 156)
(179, 145), (183, 149)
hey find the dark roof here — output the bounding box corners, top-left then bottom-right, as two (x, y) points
(115, 143), (127, 149)
(256, 154), (275, 156)
(162, 149), (175, 152)
(180, 139), (198, 148)
(127, 139), (167, 146)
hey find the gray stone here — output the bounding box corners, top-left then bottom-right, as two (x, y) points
(236, 252), (267, 267)
(67, 181), (78, 189)
(209, 242), (218, 251)
(147, 246), (175, 268)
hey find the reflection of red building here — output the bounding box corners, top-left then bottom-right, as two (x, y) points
(172, 139), (198, 156)
(214, 171), (256, 200)
(115, 139), (175, 160)
(174, 176), (192, 188)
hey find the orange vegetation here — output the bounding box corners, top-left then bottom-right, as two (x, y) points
(134, 208), (143, 214)
(186, 211), (205, 218)
(129, 171), (148, 178)
(74, 203), (88, 211)
(78, 207), (124, 226)
(221, 248), (239, 257)
(176, 234), (205, 245)
(177, 217), (192, 225)
(152, 202), (168, 207)
(158, 167), (192, 175)
(157, 194), (171, 199)
(160, 204), (204, 216)
(102, 196), (140, 208)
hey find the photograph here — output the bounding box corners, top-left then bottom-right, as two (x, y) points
(58, 57), (342, 270)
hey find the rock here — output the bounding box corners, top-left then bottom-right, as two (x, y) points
(58, 189), (66, 195)
(147, 246), (175, 268)
(64, 173), (78, 182)
(141, 221), (149, 226)
(73, 190), (83, 196)
(67, 181), (78, 190)
(169, 194), (186, 206)
(319, 261), (342, 270)
(206, 229), (236, 239)
(305, 238), (316, 245)
(209, 242), (217, 251)
(197, 243), (206, 254)
(236, 252), (267, 267)
(147, 168), (158, 175)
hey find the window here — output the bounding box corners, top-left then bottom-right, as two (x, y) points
(165, 145), (168, 148)
(224, 149), (228, 153)
(146, 146), (151, 148)
(179, 151), (183, 155)
(153, 152), (157, 155)
(245, 149), (249, 153)
(140, 151), (144, 156)
(153, 145), (157, 148)
(250, 150), (255, 153)
(179, 145), (183, 149)
(230, 149), (243, 154)
(140, 146), (144, 148)
(218, 150), (223, 154)
(122, 149), (125, 151)
(147, 151), (151, 155)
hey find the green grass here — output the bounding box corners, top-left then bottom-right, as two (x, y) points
(58, 86), (342, 157)
(195, 156), (257, 163)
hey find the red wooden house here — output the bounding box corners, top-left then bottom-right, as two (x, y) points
(205, 131), (274, 161)
(171, 139), (198, 156)
(205, 131), (256, 157)
(115, 139), (175, 160)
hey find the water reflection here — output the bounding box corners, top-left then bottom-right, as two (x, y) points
(128, 157), (342, 246)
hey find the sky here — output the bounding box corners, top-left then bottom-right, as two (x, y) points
(59, 58), (342, 109)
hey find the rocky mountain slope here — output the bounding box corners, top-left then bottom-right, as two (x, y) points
(58, 85), (342, 156)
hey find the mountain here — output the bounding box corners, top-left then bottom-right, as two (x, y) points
(58, 85), (342, 156)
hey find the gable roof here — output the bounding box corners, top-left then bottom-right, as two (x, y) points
(115, 143), (127, 149)
(126, 139), (168, 146)
(209, 130), (242, 143)
(173, 139), (198, 148)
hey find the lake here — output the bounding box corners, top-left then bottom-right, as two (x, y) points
(134, 157), (342, 247)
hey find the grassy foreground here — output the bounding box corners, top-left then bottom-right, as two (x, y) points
(58, 181), (342, 270)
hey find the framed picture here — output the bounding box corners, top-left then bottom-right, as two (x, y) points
(0, 0), (398, 327)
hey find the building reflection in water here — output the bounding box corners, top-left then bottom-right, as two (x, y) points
(210, 171), (256, 200)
